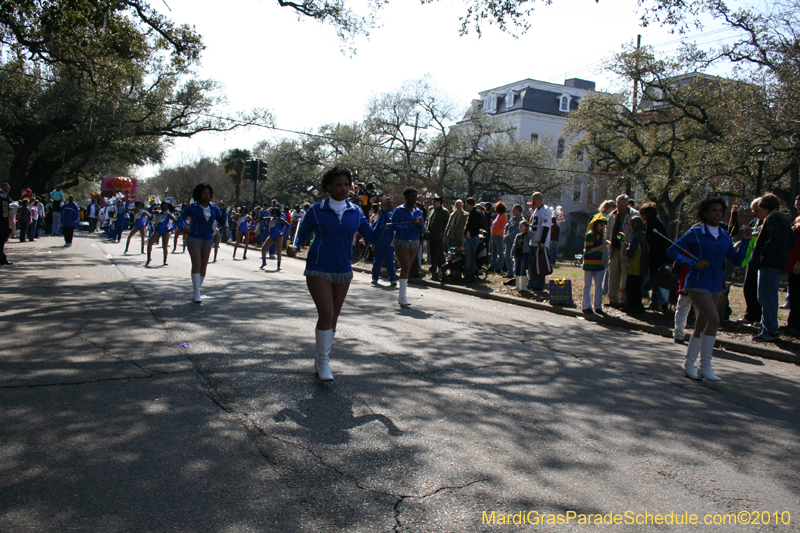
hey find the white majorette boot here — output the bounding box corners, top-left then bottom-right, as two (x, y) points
(698, 334), (721, 381)
(398, 279), (411, 307)
(682, 335), (702, 380)
(314, 329), (334, 381)
(192, 273), (202, 303)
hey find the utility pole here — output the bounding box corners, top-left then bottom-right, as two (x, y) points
(632, 34), (641, 112)
(627, 34), (641, 197)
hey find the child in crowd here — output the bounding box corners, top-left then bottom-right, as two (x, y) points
(624, 216), (648, 314)
(511, 220), (531, 291)
(582, 214), (607, 314)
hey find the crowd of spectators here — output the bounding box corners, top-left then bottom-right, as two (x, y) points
(3, 182), (798, 349)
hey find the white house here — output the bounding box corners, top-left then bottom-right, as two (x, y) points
(460, 78), (611, 254)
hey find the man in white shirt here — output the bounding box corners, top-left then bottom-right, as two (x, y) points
(9, 199), (19, 239)
(527, 192), (553, 291)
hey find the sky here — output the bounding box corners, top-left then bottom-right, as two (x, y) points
(134, 0), (743, 178)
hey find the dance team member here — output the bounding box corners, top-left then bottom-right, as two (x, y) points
(212, 219), (221, 262)
(179, 183), (227, 303)
(289, 166), (392, 381)
(232, 208), (252, 260)
(124, 201), (149, 254)
(259, 205), (290, 270)
(391, 187), (425, 307)
(371, 203), (397, 286)
(145, 201), (177, 266)
(667, 197), (752, 380)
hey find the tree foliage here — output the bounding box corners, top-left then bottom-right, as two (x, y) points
(564, 46), (745, 230)
(643, 0), (800, 214)
(0, 0), (272, 196)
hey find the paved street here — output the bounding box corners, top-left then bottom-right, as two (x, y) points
(2, 232), (799, 532)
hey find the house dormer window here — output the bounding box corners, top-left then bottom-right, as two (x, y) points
(559, 94), (571, 112)
(506, 90), (515, 109)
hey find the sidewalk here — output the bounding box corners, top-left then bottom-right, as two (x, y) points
(349, 262), (800, 365)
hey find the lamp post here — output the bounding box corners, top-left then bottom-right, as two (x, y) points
(756, 148), (768, 196)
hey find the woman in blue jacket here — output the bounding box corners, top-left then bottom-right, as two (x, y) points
(179, 183), (227, 303)
(391, 187), (426, 307)
(667, 197), (752, 381)
(289, 166), (392, 381)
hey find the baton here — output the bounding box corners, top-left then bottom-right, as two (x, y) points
(286, 218), (302, 257)
(652, 228), (701, 262)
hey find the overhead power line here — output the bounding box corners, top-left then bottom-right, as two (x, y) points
(0, 65), (620, 178)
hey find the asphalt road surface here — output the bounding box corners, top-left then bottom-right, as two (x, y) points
(1, 231), (799, 532)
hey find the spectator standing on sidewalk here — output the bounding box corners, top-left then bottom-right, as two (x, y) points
(489, 202), (508, 273)
(783, 195), (800, 336)
(527, 192), (553, 291)
(463, 198), (483, 283)
(623, 216), (648, 314)
(581, 214), (607, 314)
(1, 183), (12, 265)
(751, 193), (793, 342)
(738, 198), (765, 325)
(444, 199), (468, 250)
(548, 216), (561, 267)
(50, 187), (65, 236)
(782, 195), (800, 335)
(29, 199), (40, 240)
(604, 194), (639, 308)
(86, 198), (100, 232)
(9, 197), (18, 240)
(511, 220), (531, 292)
(639, 202), (671, 310)
(598, 200), (616, 294)
(61, 196), (80, 247)
(426, 196), (449, 274)
(18, 199), (31, 242)
(503, 204), (524, 285)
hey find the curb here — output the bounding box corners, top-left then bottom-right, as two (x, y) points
(225, 241), (798, 366)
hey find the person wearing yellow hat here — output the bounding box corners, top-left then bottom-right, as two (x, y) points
(582, 213), (607, 314)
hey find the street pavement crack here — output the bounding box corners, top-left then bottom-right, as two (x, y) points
(73, 319), (168, 376)
(0, 372), (190, 389)
(392, 479), (488, 532)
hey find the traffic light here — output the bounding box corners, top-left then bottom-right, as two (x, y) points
(258, 160), (268, 180)
(244, 160), (257, 180)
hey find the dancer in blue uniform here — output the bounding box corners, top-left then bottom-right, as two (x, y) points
(124, 201), (149, 254)
(172, 212), (188, 253)
(288, 166), (392, 381)
(391, 187), (425, 307)
(232, 208), (252, 260)
(212, 219), (221, 262)
(371, 203), (397, 286)
(259, 205), (290, 270)
(179, 183), (227, 303)
(145, 201), (176, 266)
